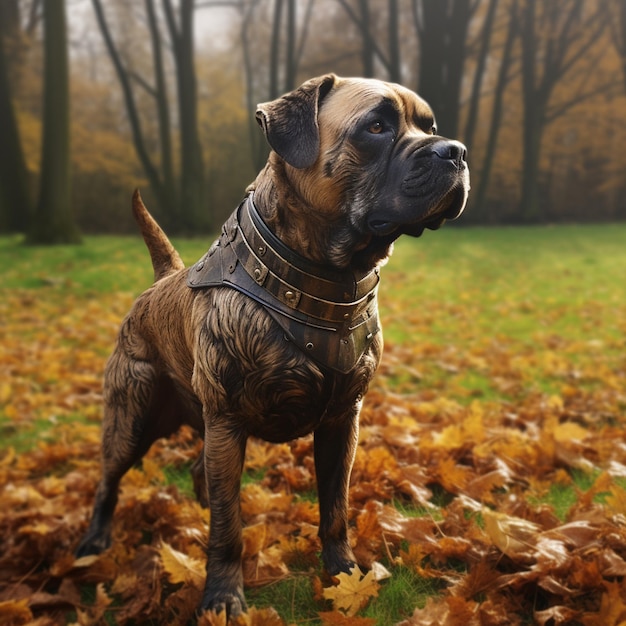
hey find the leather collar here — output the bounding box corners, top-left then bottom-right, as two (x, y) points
(187, 194), (380, 373)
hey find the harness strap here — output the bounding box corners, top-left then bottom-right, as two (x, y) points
(187, 194), (380, 373)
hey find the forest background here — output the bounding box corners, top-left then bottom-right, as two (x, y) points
(2, 0), (626, 243)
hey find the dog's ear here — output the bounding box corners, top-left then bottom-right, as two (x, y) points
(256, 74), (337, 169)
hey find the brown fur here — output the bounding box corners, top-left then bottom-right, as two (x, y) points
(77, 74), (469, 619)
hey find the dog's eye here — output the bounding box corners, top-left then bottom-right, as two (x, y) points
(368, 121), (384, 134)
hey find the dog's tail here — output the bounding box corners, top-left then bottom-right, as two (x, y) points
(132, 189), (185, 281)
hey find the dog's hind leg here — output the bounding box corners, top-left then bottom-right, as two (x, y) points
(76, 330), (180, 556)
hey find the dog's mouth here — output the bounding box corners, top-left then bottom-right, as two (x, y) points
(367, 215), (445, 238)
(367, 187), (467, 238)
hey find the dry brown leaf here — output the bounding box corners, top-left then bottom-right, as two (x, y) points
(0, 599), (33, 625)
(580, 581), (626, 626)
(397, 595), (480, 626)
(198, 606), (286, 626)
(323, 566), (380, 617)
(482, 508), (540, 559)
(319, 610), (376, 625)
(534, 605), (581, 626)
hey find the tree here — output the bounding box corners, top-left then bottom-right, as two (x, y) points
(92, 0), (206, 232)
(27, 0), (81, 244)
(0, 2), (31, 232)
(241, 0), (315, 170)
(518, 0), (609, 220)
(609, 0), (626, 90)
(413, 0), (477, 138)
(472, 0), (519, 221)
(357, 0), (374, 76)
(463, 0), (499, 155)
(163, 0), (205, 231)
(336, 0), (402, 81)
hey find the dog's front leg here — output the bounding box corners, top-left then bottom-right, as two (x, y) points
(314, 406), (360, 575)
(199, 417), (248, 618)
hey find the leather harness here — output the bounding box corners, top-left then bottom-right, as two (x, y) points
(187, 194), (380, 373)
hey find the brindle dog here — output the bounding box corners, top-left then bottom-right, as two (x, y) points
(76, 74), (469, 618)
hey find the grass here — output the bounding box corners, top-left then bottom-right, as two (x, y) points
(0, 233), (208, 294)
(379, 223), (626, 344)
(2, 222), (626, 623)
(363, 566), (445, 623)
(247, 574), (321, 624)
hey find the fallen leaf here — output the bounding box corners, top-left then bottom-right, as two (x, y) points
(323, 566), (380, 617)
(159, 542), (205, 589)
(482, 508), (540, 559)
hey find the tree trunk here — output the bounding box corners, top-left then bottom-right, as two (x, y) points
(358, 0), (374, 77)
(610, 0), (626, 91)
(285, 0), (296, 91)
(620, 0), (626, 88)
(164, 0), (206, 232)
(92, 0), (169, 221)
(337, 0), (390, 76)
(444, 0), (471, 138)
(463, 0), (498, 153)
(473, 0), (518, 221)
(517, 0), (605, 221)
(27, 0), (80, 244)
(269, 0), (283, 99)
(0, 24), (31, 232)
(388, 0), (400, 82)
(415, 0), (473, 138)
(145, 0), (177, 222)
(416, 1), (448, 136)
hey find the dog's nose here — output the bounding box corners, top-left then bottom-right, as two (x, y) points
(431, 139), (467, 169)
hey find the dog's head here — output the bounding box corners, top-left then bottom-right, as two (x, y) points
(256, 74), (470, 268)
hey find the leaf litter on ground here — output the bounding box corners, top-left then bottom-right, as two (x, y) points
(1, 231), (626, 624)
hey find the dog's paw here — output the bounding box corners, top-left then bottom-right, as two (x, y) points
(321, 542), (357, 576)
(199, 586), (247, 621)
(325, 557), (357, 577)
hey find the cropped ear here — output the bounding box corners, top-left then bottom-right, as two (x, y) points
(255, 74), (337, 169)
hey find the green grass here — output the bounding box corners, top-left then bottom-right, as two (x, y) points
(162, 462), (197, 498)
(363, 567), (445, 624)
(247, 574), (321, 624)
(530, 468), (606, 522)
(0, 412), (96, 453)
(0, 233), (209, 294)
(379, 223), (626, 345)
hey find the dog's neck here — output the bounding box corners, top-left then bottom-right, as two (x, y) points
(248, 157), (394, 273)
(249, 161), (334, 263)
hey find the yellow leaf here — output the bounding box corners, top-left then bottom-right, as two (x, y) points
(323, 566), (380, 617)
(159, 542), (205, 589)
(0, 383), (11, 404)
(0, 599), (33, 623)
(552, 422), (589, 442)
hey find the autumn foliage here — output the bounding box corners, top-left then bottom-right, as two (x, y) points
(2, 229), (626, 624)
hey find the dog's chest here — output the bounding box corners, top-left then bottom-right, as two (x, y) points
(191, 290), (376, 443)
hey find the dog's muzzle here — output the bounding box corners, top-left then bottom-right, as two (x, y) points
(367, 138), (469, 237)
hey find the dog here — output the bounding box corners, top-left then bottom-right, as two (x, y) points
(76, 74), (469, 618)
